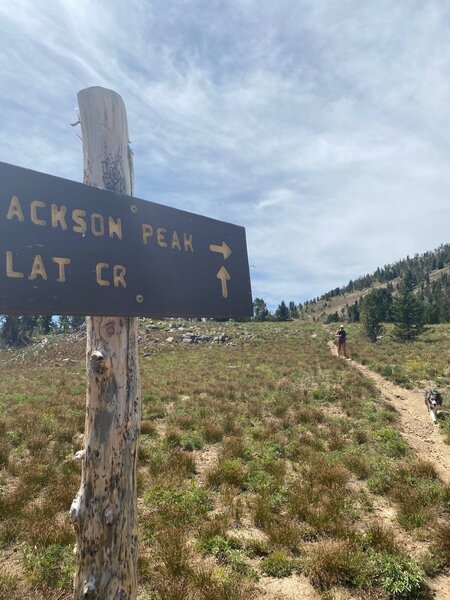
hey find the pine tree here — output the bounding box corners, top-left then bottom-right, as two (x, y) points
(38, 315), (53, 334)
(69, 316), (86, 330)
(58, 316), (70, 333)
(0, 315), (37, 346)
(288, 301), (298, 319)
(325, 311), (339, 324)
(361, 292), (383, 342)
(275, 301), (289, 322)
(253, 298), (269, 322)
(392, 275), (425, 341)
(347, 301), (360, 322)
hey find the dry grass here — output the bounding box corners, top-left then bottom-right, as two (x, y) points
(0, 320), (448, 598)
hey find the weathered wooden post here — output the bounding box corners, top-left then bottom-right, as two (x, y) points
(0, 83), (252, 598)
(70, 86), (141, 600)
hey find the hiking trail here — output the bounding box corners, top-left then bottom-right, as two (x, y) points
(327, 340), (450, 485)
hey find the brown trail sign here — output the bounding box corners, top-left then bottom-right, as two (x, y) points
(0, 161), (252, 319)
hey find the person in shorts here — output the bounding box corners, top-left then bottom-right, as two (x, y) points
(335, 325), (347, 358)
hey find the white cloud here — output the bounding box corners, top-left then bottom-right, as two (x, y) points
(0, 0), (449, 309)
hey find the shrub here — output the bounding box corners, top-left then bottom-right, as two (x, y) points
(0, 573), (20, 600)
(197, 515), (229, 548)
(364, 522), (398, 554)
(201, 535), (256, 578)
(373, 553), (424, 598)
(343, 452), (370, 479)
(253, 494), (276, 529)
(375, 428), (409, 458)
(140, 419), (157, 436)
(432, 521), (450, 565)
(207, 459), (246, 489)
(261, 550), (297, 578)
(144, 483), (211, 526)
(367, 460), (394, 495)
(202, 420), (224, 443)
(22, 543), (74, 589)
(0, 437), (9, 468)
(304, 540), (365, 589)
(380, 366), (393, 377)
(180, 432), (204, 451)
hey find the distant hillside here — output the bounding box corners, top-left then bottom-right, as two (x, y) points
(301, 243), (450, 323)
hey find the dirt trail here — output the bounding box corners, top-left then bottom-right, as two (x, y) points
(327, 341), (450, 485)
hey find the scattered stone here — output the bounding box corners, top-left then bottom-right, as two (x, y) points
(166, 337), (175, 343)
(73, 449), (85, 462)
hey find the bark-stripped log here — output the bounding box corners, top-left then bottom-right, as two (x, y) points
(71, 87), (140, 600)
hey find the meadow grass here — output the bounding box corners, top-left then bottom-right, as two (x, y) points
(0, 320), (448, 598)
(347, 322), (450, 390)
(345, 322), (450, 442)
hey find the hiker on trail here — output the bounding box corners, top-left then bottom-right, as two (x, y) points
(335, 325), (347, 358)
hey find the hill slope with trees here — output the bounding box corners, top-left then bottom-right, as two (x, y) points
(301, 244), (450, 325)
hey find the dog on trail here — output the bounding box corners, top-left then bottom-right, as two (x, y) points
(424, 388), (443, 422)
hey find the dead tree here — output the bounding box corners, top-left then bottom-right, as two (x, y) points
(70, 86), (141, 600)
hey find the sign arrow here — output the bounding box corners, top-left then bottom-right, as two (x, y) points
(209, 241), (232, 260)
(217, 266), (230, 298)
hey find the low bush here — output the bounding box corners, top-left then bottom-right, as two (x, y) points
(260, 550), (298, 578)
(202, 419), (224, 443)
(22, 543), (74, 590)
(363, 522), (398, 554)
(266, 518), (314, 551)
(207, 459), (247, 489)
(392, 477), (446, 530)
(367, 459), (394, 495)
(304, 540), (365, 589)
(372, 552), (424, 599)
(140, 419), (157, 436)
(252, 493), (276, 529)
(343, 452), (370, 479)
(0, 573), (20, 600)
(432, 521), (450, 566)
(375, 428), (409, 458)
(144, 482), (211, 526)
(201, 535), (256, 578)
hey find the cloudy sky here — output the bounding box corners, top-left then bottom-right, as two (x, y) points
(1, 0), (449, 308)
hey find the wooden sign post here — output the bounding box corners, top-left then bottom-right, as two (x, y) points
(0, 86), (252, 599)
(70, 87), (140, 600)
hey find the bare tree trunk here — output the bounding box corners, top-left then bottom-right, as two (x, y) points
(70, 87), (141, 600)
